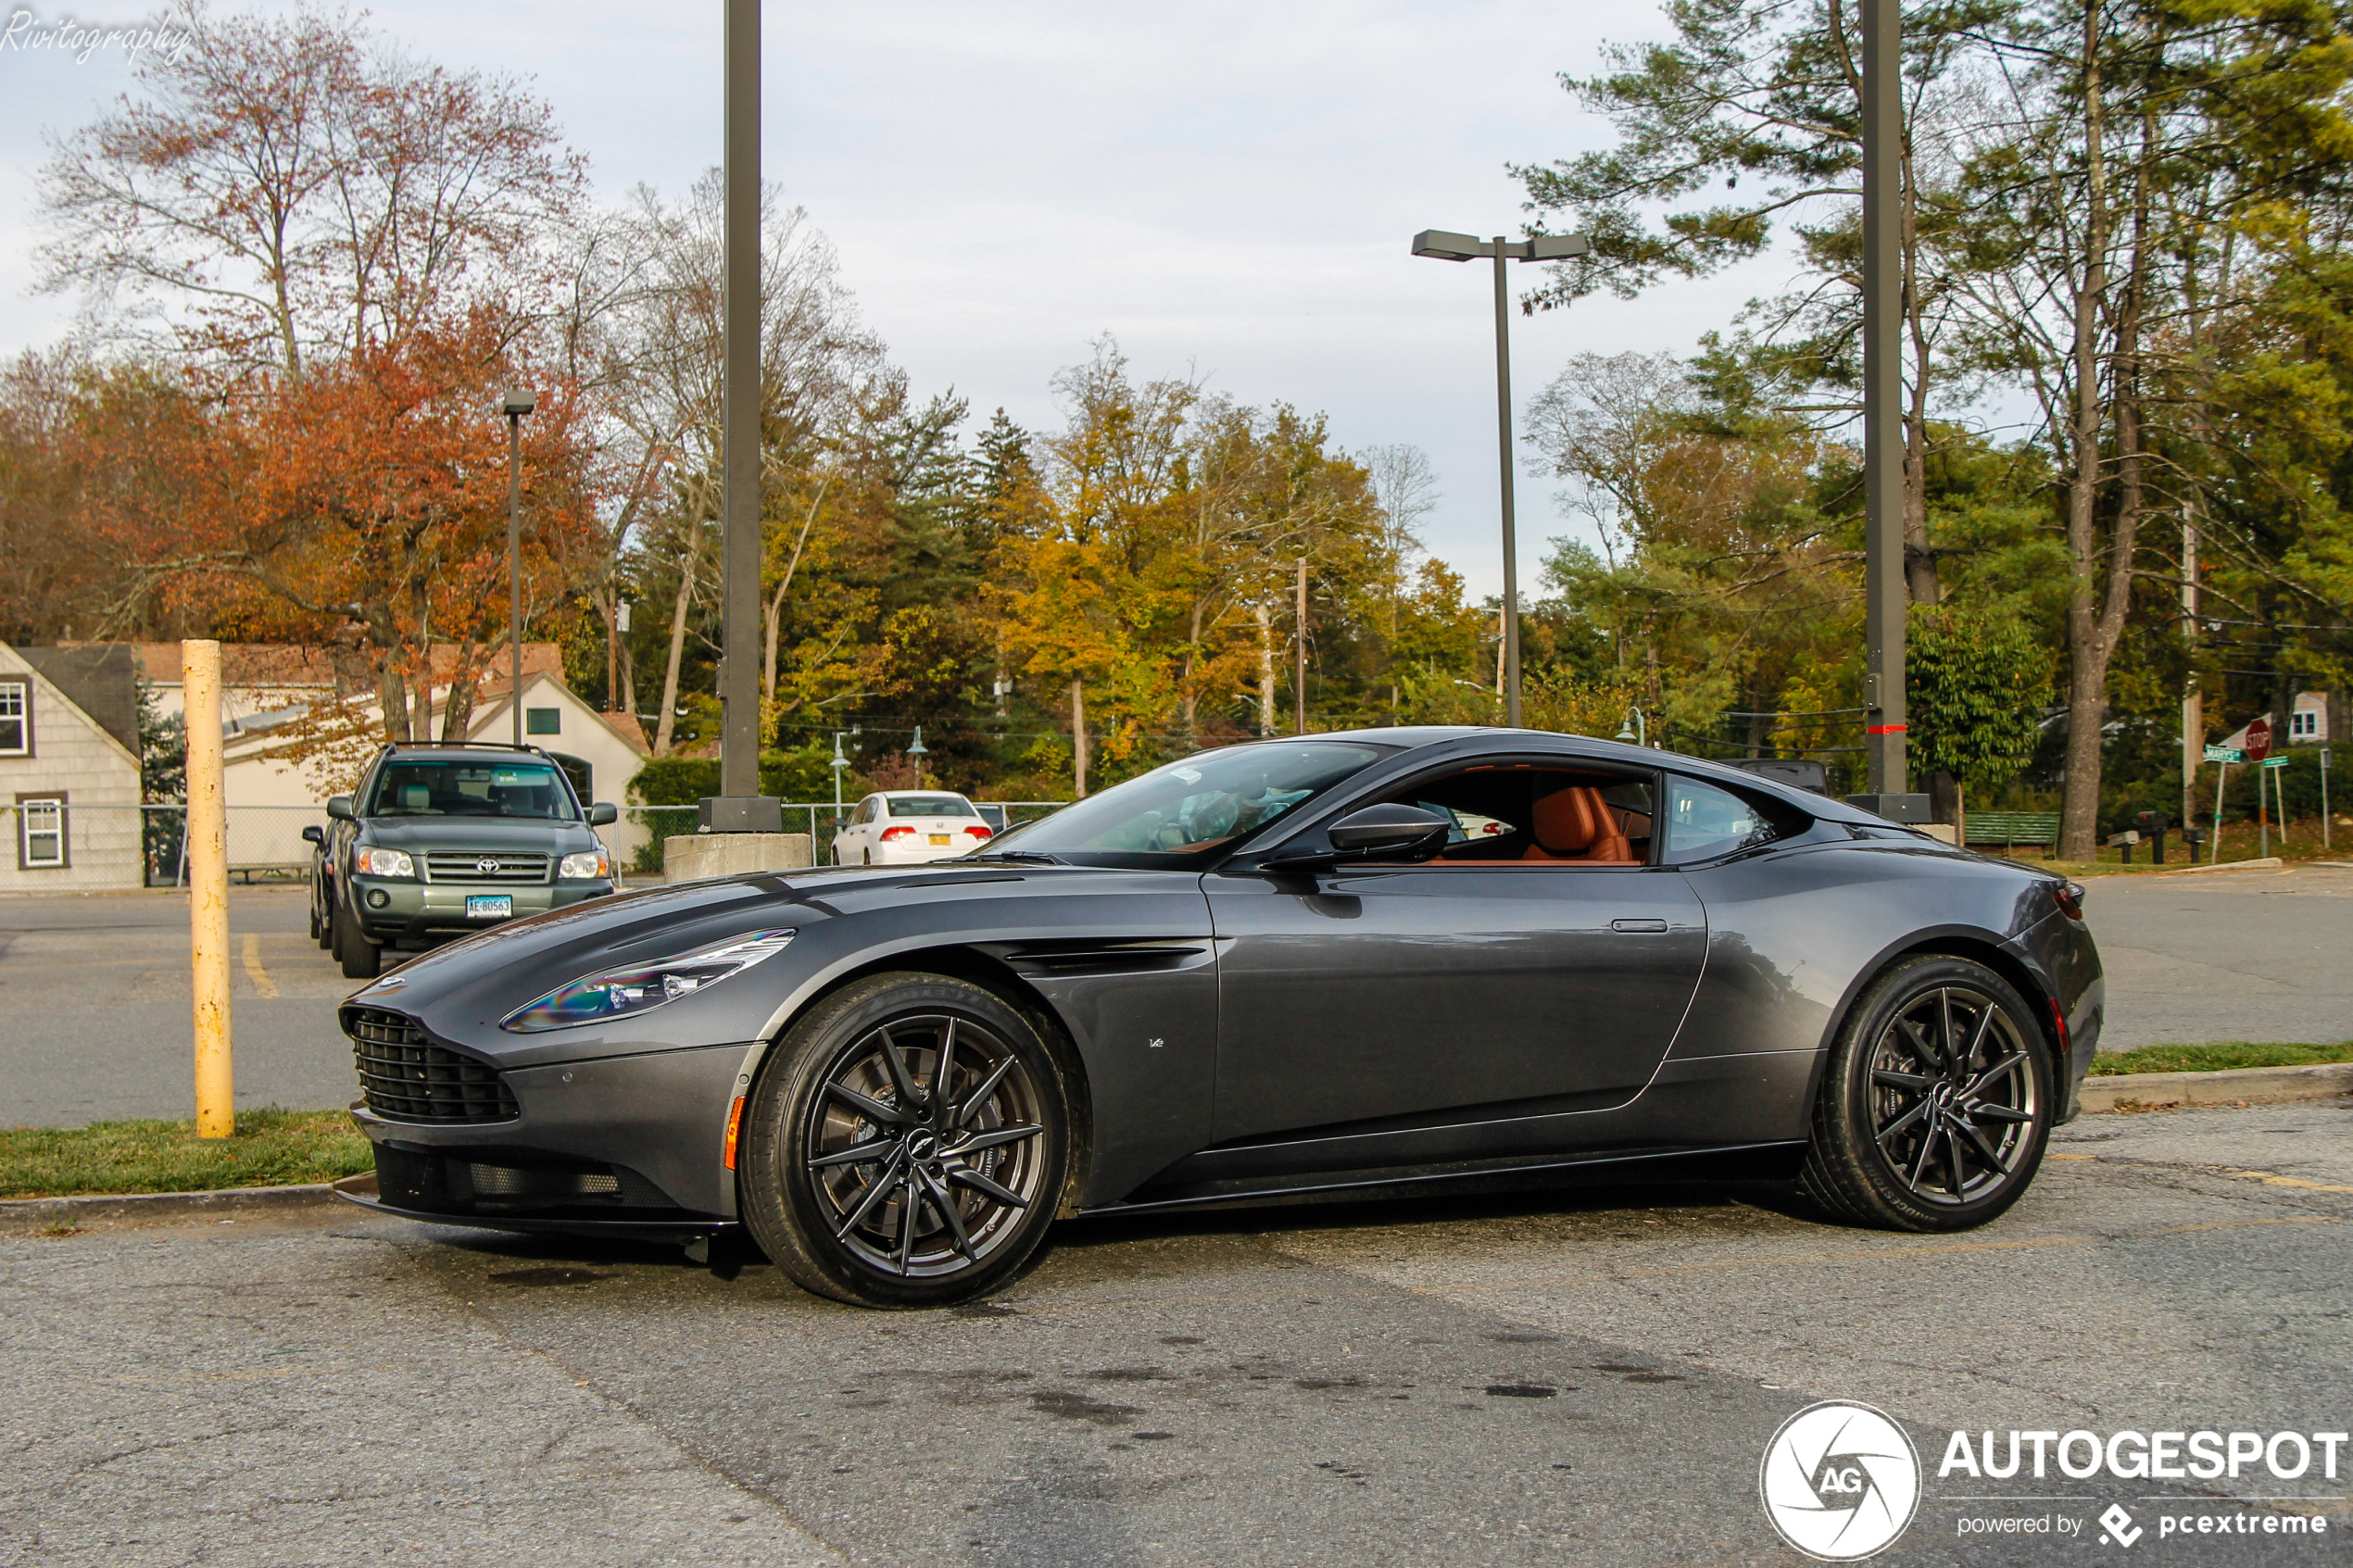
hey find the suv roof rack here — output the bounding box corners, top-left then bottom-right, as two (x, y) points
(375, 740), (553, 758)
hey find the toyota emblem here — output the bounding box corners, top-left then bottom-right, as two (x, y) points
(476, 858), (499, 874)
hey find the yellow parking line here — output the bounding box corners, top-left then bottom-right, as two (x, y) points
(241, 933), (279, 998)
(2226, 1169), (2353, 1195)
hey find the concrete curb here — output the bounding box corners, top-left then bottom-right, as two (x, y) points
(2156, 857), (2286, 877)
(0, 1173), (375, 1235)
(2081, 1060), (2353, 1112)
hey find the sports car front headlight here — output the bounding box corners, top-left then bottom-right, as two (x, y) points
(353, 847), (414, 877)
(558, 848), (611, 880)
(499, 929), (796, 1033)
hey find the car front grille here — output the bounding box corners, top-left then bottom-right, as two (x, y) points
(422, 851), (549, 884)
(346, 1007), (519, 1123)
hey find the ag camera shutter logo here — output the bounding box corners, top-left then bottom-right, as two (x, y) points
(1760, 1400), (1921, 1561)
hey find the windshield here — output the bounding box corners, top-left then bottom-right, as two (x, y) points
(984, 741), (1388, 864)
(364, 759), (577, 821)
(887, 795), (977, 818)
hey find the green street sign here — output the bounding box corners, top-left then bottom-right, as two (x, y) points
(2262, 755), (2291, 769)
(2205, 746), (2243, 763)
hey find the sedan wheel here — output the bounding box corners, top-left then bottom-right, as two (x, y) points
(741, 973), (1068, 1308)
(1801, 955), (2051, 1232)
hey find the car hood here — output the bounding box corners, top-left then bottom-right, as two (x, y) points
(346, 859), (1121, 1069)
(359, 817), (601, 852)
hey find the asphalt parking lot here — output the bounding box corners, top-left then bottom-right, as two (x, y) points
(4, 863), (2349, 1129)
(5, 1103), (2348, 1566)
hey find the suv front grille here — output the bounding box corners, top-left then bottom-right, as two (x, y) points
(346, 1007), (519, 1123)
(423, 851), (549, 884)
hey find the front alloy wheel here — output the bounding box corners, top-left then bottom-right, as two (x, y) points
(741, 973), (1068, 1308)
(1802, 956), (2052, 1232)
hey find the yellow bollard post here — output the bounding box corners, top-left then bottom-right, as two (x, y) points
(183, 639), (233, 1138)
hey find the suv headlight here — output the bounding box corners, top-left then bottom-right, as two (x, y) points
(500, 929), (796, 1033)
(558, 848), (611, 880)
(353, 847), (414, 877)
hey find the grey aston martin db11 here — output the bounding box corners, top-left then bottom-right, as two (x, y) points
(337, 726), (2102, 1308)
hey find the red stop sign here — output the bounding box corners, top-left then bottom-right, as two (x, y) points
(2246, 716), (2272, 763)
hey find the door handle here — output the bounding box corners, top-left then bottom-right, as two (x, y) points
(1609, 918), (1669, 933)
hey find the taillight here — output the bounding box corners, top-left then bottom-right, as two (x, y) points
(2052, 880), (2085, 921)
(966, 824), (993, 838)
(879, 825), (915, 841)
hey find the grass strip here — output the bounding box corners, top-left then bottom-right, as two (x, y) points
(0, 1108), (371, 1200)
(2088, 1041), (2353, 1076)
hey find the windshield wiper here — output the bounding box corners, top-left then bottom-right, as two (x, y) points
(963, 850), (1063, 865)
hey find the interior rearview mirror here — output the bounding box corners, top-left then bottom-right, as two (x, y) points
(325, 796), (355, 821)
(588, 802), (618, 826)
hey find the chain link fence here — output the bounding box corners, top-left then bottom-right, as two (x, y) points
(617, 801), (1069, 876)
(0, 804), (328, 894)
(0, 799), (1072, 892)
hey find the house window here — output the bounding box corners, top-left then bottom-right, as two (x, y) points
(2291, 710), (2319, 741)
(526, 707), (560, 735)
(19, 796), (65, 869)
(0, 681), (27, 756)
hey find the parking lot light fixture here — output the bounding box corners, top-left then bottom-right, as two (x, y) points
(1412, 228), (1590, 729)
(497, 388), (538, 746)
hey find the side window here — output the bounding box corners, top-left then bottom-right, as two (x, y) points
(0, 680), (27, 756)
(1377, 765), (1654, 865)
(1661, 777), (1782, 864)
(856, 797), (877, 825)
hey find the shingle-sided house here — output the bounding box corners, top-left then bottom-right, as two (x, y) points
(0, 642), (144, 889)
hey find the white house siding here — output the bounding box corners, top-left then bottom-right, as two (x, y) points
(220, 671), (648, 869)
(0, 644), (145, 891)
(467, 673), (651, 866)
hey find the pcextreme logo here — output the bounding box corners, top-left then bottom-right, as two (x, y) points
(1760, 1401), (1923, 1562)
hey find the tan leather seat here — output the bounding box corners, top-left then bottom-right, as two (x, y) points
(1522, 784), (1636, 863)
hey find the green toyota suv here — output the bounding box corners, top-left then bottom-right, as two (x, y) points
(306, 743), (620, 980)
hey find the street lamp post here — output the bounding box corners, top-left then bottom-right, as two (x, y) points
(498, 388), (537, 747)
(1412, 228), (1589, 730)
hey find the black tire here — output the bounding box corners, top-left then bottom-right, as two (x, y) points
(739, 972), (1071, 1309)
(328, 898), (344, 962)
(335, 899), (382, 981)
(1801, 955), (2052, 1233)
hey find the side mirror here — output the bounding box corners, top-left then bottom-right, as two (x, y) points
(1266, 804), (1453, 871)
(325, 796), (356, 822)
(587, 802), (618, 826)
(300, 824), (324, 845)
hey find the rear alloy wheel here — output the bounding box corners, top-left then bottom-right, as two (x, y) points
(741, 973), (1069, 1308)
(334, 898), (382, 981)
(1801, 955), (2051, 1233)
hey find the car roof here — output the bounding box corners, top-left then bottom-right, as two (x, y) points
(1263, 726), (1888, 825)
(875, 788), (972, 797)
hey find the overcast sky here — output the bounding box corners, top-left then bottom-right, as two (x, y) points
(0, 0), (1799, 598)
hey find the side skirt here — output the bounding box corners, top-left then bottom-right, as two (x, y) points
(1081, 1139), (1807, 1219)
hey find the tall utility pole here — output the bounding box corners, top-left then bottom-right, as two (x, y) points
(1294, 557), (1309, 735)
(704, 0), (780, 834)
(2182, 504), (2200, 831)
(1856, 0), (1923, 821)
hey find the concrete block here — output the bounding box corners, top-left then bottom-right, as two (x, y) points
(663, 833), (813, 883)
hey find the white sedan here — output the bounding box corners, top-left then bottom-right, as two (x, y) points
(832, 791), (996, 866)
